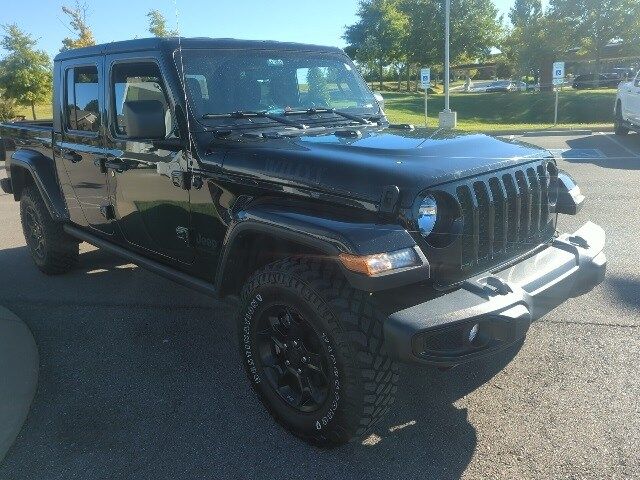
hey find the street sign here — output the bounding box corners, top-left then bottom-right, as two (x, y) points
(420, 68), (431, 89)
(420, 68), (431, 126)
(553, 61), (565, 84)
(552, 61), (565, 124)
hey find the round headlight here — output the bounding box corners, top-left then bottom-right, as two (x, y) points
(417, 195), (438, 237)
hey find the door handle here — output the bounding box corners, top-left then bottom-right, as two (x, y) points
(62, 149), (82, 163)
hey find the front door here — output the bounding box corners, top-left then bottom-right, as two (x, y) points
(104, 56), (193, 264)
(58, 60), (113, 234)
(628, 73), (640, 124)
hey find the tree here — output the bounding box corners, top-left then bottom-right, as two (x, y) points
(147, 10), (178, 38)
(398, 0), (502, 89)
(344, 0), (409, 89)
(0, 25), (52, 120)
(306, 67), (330, 105)
(502, 2), (572, 89)
(509, 0), (542, 27)
(61, 2), (95, 51)
(0, 90), (18, 121)
(549, 0), (640, 70)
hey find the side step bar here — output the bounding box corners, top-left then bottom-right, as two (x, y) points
(64, 225), (219, 298)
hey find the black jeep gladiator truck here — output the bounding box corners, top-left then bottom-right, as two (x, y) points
(0, 38), (606, 447)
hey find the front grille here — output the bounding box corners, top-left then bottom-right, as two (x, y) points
(455, 161), (554, 271)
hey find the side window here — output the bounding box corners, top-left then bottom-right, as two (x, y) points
(111, 62), (172, 137)
(65, 65), (100, 133)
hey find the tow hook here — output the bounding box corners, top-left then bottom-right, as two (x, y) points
(475, 276), (513, 296)
(567, 235), (589, 248)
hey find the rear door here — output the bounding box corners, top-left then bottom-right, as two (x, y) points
(103, 54), (194, 264)
(58, 59), (113, 234)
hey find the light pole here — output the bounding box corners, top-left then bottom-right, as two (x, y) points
(439, 0), (457, 129)
(444, 0), (450, 112)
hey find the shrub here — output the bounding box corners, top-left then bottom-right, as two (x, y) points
(0, 91), (18, 121)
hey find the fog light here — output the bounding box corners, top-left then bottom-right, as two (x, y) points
(468, 323), (479, 343)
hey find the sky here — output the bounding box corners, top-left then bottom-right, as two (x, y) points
(0, 0), (547, 58)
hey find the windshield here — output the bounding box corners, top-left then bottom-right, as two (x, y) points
(179, 49), (379, 125)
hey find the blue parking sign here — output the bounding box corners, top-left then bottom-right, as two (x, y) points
(420, 68), (431, 89)
(553, 62), (565, 80)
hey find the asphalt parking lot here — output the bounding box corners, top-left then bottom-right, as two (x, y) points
(0, 131), (639, 480)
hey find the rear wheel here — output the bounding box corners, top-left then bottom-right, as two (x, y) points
(237, 258), (398, 447)
(614, 102), (629, 136)
(20, 186), (78, 274)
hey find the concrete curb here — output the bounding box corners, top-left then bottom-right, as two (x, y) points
(0, 306), (38, 463)
(500, 127), (613, 137)
(522, 129), (594, 137)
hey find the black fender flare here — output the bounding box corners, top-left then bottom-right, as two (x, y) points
(9, 149), (69, 221)
(215, 203), (429, 293)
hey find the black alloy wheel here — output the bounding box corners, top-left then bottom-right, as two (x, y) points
(23, 204), (46, 261)
(255, 305), (331, 413)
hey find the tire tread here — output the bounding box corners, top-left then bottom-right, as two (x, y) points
(238, 257), (398, 446)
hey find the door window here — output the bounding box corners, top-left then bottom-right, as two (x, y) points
(111, 62), (172, 137)
(65, 66), (101, 133)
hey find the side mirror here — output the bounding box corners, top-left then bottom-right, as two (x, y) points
(123, 100), (167, 140)
(373, 92), (385, 110)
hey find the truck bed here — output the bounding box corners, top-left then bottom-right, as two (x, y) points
(0, 120), (54, 165)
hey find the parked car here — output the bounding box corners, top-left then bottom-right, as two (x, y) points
(614, 70), (640, 135)
(610, 67), (635, 81)
(573, 73), (620, 89)
(485, 80), (516, 92)
(514, 81), (528, 92)
(0, 37), (607, 447)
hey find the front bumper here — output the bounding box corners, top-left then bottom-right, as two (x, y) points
(384, 222), (606, 366)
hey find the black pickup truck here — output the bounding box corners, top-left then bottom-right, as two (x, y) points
(0, 38), (606, 447)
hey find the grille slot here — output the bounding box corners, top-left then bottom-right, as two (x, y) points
(457, 185), (477, 267)
(455, 162), (553, 272)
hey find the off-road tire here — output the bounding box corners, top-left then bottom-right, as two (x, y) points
(20, 186), (78, 274)
(614, 102), (629, 136)
(237, 257), (398, 447)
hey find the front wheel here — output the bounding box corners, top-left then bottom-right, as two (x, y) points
(614, 102), (629, 136)
(237, 258), (398, 447)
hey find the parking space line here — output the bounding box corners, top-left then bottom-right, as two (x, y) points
(597, 132), (640, 158)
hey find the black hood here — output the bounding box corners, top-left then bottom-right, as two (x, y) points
(220, 128), (551, 208)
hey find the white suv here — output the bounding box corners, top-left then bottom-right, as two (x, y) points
(615, 71), (640, 135)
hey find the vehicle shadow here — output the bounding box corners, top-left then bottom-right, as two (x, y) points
(604, 274), (640, 310)
(0, 245), (523, 480)
(562, 134), (640, 170)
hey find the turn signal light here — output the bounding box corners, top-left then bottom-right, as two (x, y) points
(339, 248), (420, 276)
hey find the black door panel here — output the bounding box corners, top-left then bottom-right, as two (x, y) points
(59, 60), (113, 234)
(105, 55), (193, 264)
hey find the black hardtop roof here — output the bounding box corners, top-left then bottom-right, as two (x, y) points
(54, 37), (344, 61)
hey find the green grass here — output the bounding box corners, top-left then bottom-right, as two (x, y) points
(382, 89), (617, 132)
(15, 104), (53, 121)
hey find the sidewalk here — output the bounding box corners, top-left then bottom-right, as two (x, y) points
(0, 306), (38, 462)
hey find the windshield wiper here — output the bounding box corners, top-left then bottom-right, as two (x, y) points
(285, 107), (377, 125)
(202, 110), (308, 129)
